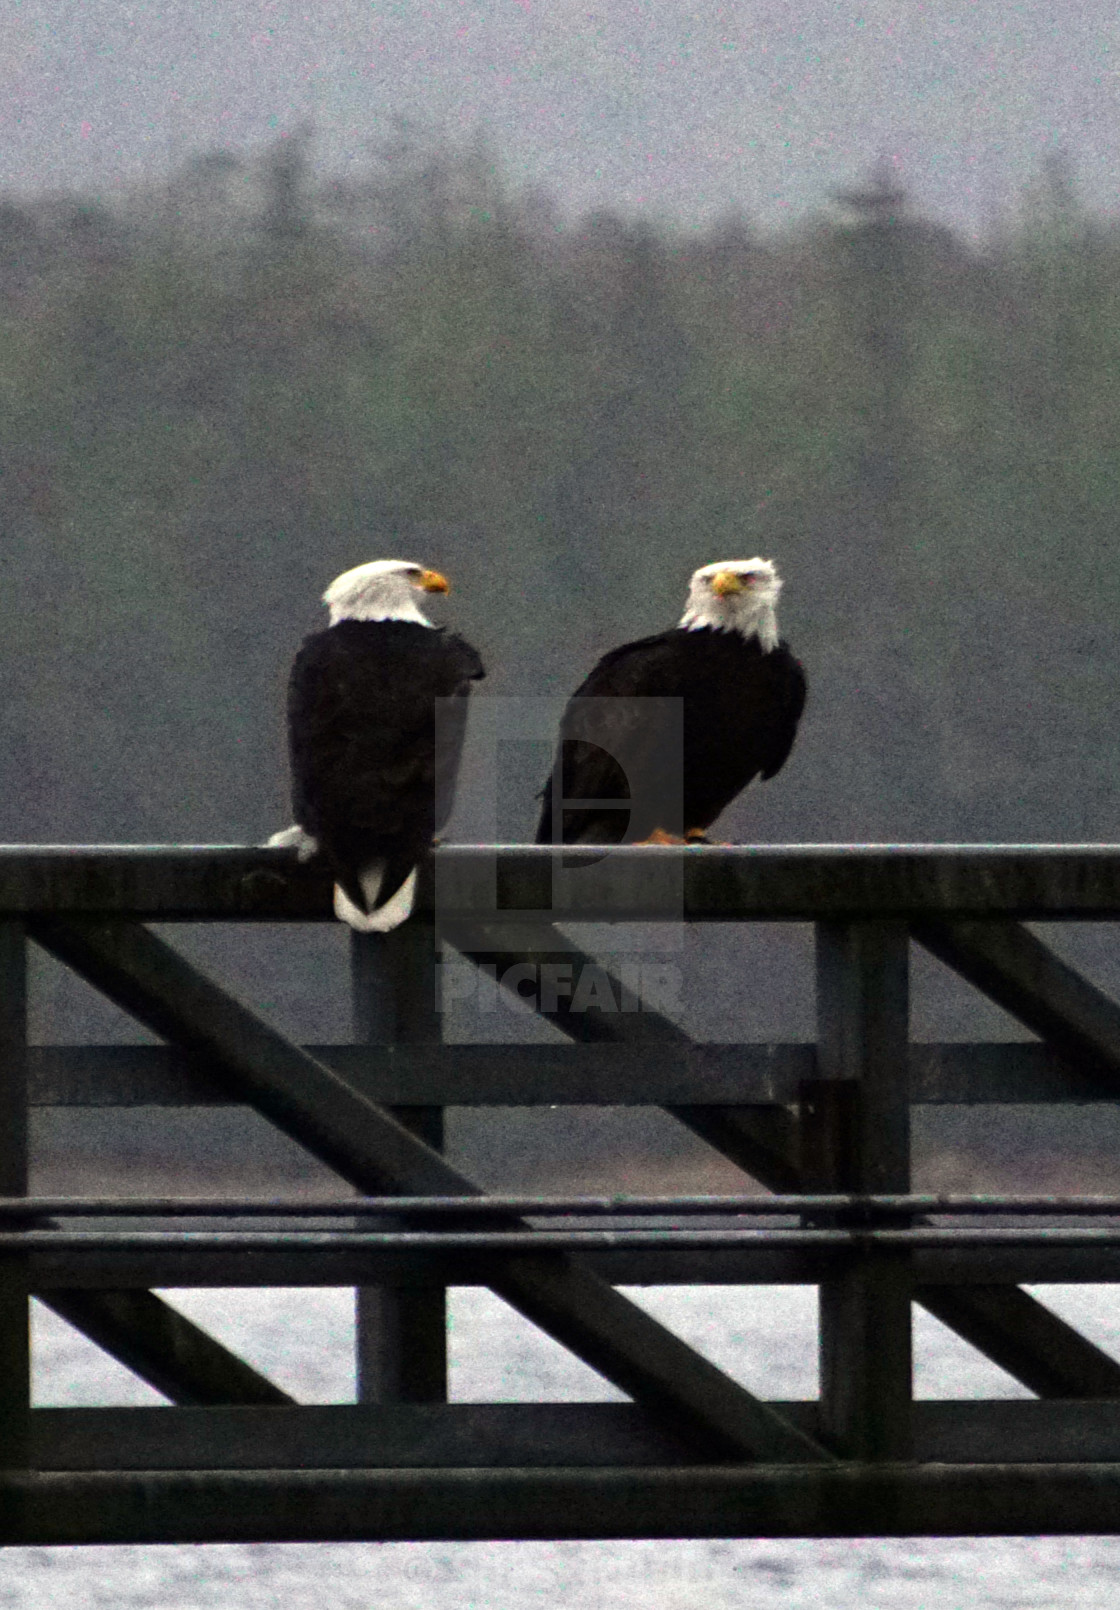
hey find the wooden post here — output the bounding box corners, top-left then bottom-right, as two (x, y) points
(0, 922), (30, 1469)
(352, 923), (447, 1402)
(808, 921), (912, 1459)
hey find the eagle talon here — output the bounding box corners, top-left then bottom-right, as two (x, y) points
(634, 829), (687, 846)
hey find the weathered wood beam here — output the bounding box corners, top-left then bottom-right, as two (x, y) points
(439, 920), (675, 1044)
(0, 847), (331, 919)
(31, 1402), (698, 1471)
(909, 1041), (1105, 1104)
(28, 1398), (1120, 1472)
(30, 917), (471, 1198)
(666, 1104), (805, 1193)
(13, 1462), (1120, 1543)
(0, 925), (28, 1193)
(30, 1040), (817, 1106)
(812, 922), (913, 1459)
(444, 921), (806, 1187)
(352, 924), (447, 1405)
(910, 923), (1120, 1390)
(27, 1239), (1120, 1291)
(30, 915), (829, 1464)
(26, 1040), (1109, 1108)
(4, 843), (1120, 921)
(917, 1283), (1120, 1400)
(433, 844), (1120, 923)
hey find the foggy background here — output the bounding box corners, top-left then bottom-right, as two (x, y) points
(5, 134), (1118, 848)
(3, 106), (1120, 1189)
(4, 13), (1120, 1603)
(2, 1), (1119, 235)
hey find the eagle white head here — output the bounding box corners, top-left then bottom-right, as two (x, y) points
(679, 558), (782, 651)
(323, 559), (450, 627)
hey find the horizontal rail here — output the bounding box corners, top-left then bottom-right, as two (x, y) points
(437, 844), (1120, 921)
(0, 847), (331, 918)
(1, 843), (1120, 917)
(31, 1403), (700, 1472)
(17, 1228), (1120, 1254)
(29, 1400), (1120, 1471)
(13, 1463), (1120, 1542)
(28, 1241), (1120, 1289)
(25, 1041), (1110, 1107)
(9, 1193), (1120, 1219)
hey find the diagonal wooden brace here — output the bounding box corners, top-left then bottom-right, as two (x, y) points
(41, 1291), (295, 1407)
(914, 918), (1120, 1080)
(30, 915), (829, 1464)
(442, 921), (805, 1188)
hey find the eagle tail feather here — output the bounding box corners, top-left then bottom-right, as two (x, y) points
(333, 867), (417, 933)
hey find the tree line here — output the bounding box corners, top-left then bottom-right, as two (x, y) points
(1, 136), (1118, 851)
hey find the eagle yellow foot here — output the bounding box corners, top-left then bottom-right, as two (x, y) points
(634, 828), (687, 845)
(686, 829), (725, 846)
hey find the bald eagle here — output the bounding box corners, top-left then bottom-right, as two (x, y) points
(272, 560), (484, 931)
(536, 558), (805, 845)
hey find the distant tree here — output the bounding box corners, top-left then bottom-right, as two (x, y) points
(262, 126), (313, 241)
(1035, 147), (1079, 233)
(706, 207), (753, 268)
(354, 116), (504, 257)
(832, 160), (916, 510)
(161, 148), (245, 242)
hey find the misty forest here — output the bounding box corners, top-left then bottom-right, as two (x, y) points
(4, 129), (1120, 1179)
(3, 130), (1117, 852)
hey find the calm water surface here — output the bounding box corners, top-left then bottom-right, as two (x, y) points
(2, 1284), (1120, 1608)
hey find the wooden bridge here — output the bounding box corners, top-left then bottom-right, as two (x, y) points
(5, 842), (1120, 1543)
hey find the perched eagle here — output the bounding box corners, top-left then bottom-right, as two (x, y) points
(271, 559), (484, 931)
(536, 558), (805, 845)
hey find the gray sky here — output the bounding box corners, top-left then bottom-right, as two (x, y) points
(2, 0), (1119, 231)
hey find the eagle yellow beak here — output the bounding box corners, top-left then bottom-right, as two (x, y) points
(418, 569), (450, 594)
(710, 571), (745, 597)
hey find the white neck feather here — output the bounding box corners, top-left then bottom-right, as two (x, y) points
(679, 599), (779, 651)
(329, 597), (435, 628)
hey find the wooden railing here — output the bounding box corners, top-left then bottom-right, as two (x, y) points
(3, 843), (1120, 1542)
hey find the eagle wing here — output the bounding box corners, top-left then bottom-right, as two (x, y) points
(758, 644), (807, 780)
(537, 632), (807, 843)
(537, 633), (688, 844)
(433, 632), (485, 832)
(288, 624), (484, 894)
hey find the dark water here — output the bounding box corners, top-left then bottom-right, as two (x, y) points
(3, 1285), (1120, 1607)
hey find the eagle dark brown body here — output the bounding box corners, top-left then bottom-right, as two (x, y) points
(536, 625), (805, 845)
(289, 619), (484, 912)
